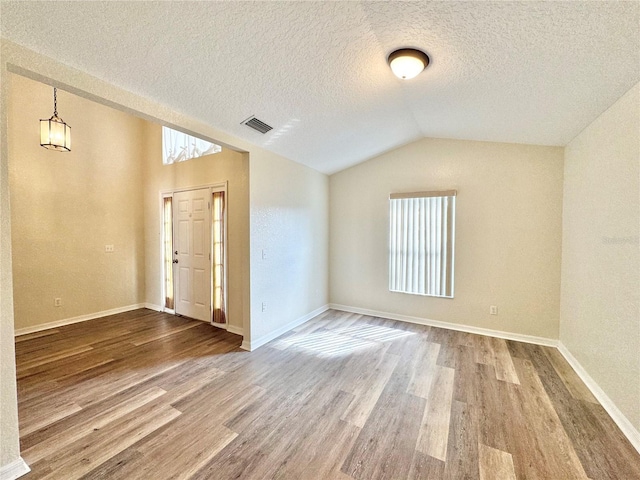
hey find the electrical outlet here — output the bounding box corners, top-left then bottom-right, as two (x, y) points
(54, 298), (62, 307)
(261, 302), (267, 312)
(105, 244), (114, 253)
(490, 305), (498, 315)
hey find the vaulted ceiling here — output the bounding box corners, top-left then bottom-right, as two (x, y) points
(2, 1), (638, 174)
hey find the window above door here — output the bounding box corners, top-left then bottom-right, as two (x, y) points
(162, 126), (221, 165)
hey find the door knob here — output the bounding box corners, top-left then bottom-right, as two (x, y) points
(173, 259), (179, 264)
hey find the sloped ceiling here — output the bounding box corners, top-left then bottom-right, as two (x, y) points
(1, 1), (638, 174)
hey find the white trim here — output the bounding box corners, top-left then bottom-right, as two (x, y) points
(226, 325), (244, 336)
(14, 304), (147, 336)
(144, 303), (163, 313)
(328, 304), (558, 347)
(161, 183), (228, 323)
(241, 304), (330, 351)
(160, 182), (227, 196)
(557, 342), (640, 454)
(0, 457), (30, 480)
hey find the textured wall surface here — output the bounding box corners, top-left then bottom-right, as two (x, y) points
(8, 74), (146, 330)
(142, 123), (250, 335)
(330, 137), (564, 339)
(249, 150), (329, 343)
(561, 82), (640, 431)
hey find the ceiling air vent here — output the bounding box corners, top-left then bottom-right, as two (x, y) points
(241, 116), (273, 134)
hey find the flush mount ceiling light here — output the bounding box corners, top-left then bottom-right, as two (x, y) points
(40, 87), (71, 152)
(388, 48), (430, 80)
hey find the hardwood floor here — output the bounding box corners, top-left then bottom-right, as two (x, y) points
(15, 309), (640, 479)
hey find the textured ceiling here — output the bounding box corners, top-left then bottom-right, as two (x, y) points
(1, 1), (638, 174)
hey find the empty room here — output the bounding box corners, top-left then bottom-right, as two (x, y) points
(0, 1), (638, 479)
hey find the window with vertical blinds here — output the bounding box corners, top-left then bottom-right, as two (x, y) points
(389, 190), (456, 298)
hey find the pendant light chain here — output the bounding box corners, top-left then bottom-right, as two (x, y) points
(53, 87), (58, 116)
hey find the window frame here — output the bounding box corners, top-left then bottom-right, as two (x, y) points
(388, 190), (456, 298)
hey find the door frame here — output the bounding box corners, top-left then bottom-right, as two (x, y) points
(159, 182), (228, 328)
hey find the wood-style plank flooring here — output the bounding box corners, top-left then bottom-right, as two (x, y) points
(15, 309), (640, 479)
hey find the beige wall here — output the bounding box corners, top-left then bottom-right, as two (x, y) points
(249, 151), (329, 345)
(330, 137), (564, 339)
(8, 73), (146, 331)
(142, 123), (250, 334)
(560, 82), (640, 431)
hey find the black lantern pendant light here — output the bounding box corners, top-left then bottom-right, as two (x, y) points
(40, 87), (71, 152)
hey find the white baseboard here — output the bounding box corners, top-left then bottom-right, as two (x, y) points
(557, 342), (640, 454)
(143, 303), (164, 312)
(226, 325), (244, 337)
(0, 457), (30, 480)
(328, 304), (558, 347)
(242, 304), (330, 351)
(14, 304), (147, 337)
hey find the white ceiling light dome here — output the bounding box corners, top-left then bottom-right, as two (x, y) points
(388, 48), (430, 80)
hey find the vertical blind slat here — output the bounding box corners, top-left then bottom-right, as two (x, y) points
(405, 199), (410, 293)
(389, 201), (395, 291)
(396, 199), (403, 291)
(418, 198), (427, 292)
(441, 198), (448, 296)
(436, 198), (440, 295)
(411, 198), (420, 292)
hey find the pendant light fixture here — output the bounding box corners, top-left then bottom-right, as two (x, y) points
(388, 48), (430, 80)
(40, 87), (71, 152)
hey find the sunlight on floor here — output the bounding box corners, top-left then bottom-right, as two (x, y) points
(278, 324), (414, 356)
(332, 324), (414, 342)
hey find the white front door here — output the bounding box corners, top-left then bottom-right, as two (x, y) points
(173, 188), (211, 322)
